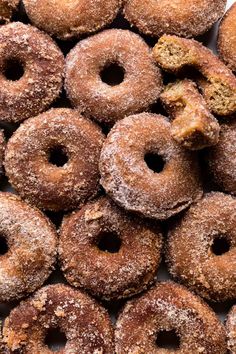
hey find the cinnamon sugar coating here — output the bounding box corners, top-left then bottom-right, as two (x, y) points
(115, 282), (227, 354)
(123, 0), (226, 38)
(65, 29), (162, 126)
(153, 35), (236, 116)
(4, 108), (104, 211)
(226, 305), (236, 353)
(160, 79), (220, 150)
(0, 0), (19, 23)
(23, 0), (122, 40)
(0, 22), (64, 123)
(59, 196), (163, 301)
(218, 3), (236, 72)
(0, 192), (57, 303)
(100, 113), (202, 220)
(167, 192), (236, 302)
(3, 284), (114, 354)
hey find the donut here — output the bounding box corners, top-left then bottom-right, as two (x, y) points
(0, 22), (64, 123)
(0, 192), (57, 303)
(59, 196), (163, 301)
(153, 35), (236, 116)
(4, 108), (104, 212)
(23, 0), (121, 40)
(205, 120), (236, 195)
(99, 113), (202, 220)
(65, 29), (162, 126)
(226, 306), (236, 353)
(218, 3), (236, 72)
(115, 281), (227, 354)
(160, 79), (220, 150)
(123, 0), (226, 38)
(167, 192), (236, 302)
(0, 0), (19, 23)
(2, 284), (114, 353)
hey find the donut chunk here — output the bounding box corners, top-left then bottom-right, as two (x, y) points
(0, 0), (19, 23)
(100, 113), (202, 220)
(160, 79), (220, 150)
(205, 120), (236, 195)
(23, 0), (122, 40)
(218, 3), (236, 72)
(226, 306), (236, 353)
(153, 35), (236, 116)
(0, 192), (57, 302)
(115, 282), (227, 354)
(59, 196), (163, 301)
(0, 22), (64, 123)
(3, 284), (114, 353)
(65, 29), (162, 126)
(4, 108), (104, 211)
(167, 192), (236, 302)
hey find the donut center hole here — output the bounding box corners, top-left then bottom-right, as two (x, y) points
(98, 231), (121, 253)
(4, 58), (25, 81)
(156, 330), (180, 350)
(0, 235), (8, 255)
(100, 63), (125, 86)
(145, 153), (165, 173)
(211, 236), (230, 256)
(48, 146), (68, 167)
(44, 328), (67, 352)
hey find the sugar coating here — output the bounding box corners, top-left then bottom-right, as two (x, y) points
(226, 305), (236, 353)
(0, 0), (19, 23)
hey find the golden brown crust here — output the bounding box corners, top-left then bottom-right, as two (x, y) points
(153, 35), (236, 116)
(0, 22), (64, 123)
(3, 284), (115, 353)
(0, 0), (19, 24)
(0, 192), (57, 302)
(167, 192), (236, 302)
(23, 0), (122, 40)
(4, 108), (104, 212)
(218, 2), (236, 72)
(123, 0), (226, 38)
(226, 305), (236, 353)
(115, 281), (227, 354)
(59, 196), (163, 301)
(65, 29), (162, 126)
(100, 113), (202, 220)
(160, 79), (220, 150)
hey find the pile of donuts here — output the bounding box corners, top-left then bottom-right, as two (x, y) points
(0, 0), (235, 353)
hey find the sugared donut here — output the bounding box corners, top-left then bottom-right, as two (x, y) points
(0, 192), (57, 302)
(23, 0), (121, 40)
(115, 281), (227, 354)
(4, 108), (104, 212)
(65, 29), (162, 126)
(3, 284), (114, 353)
(218, 3), (236, 72)
(59, 196), (163, 301)
(226, 306), (236, 353)
(167, 192), (236, 302)
(100, 113), (202, 220)
(0, 0), (19, 23)
(205, 120), (236, 195)
(0, 22), (64, 123)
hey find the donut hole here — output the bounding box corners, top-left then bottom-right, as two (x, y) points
(44, 327), (67, 351)
(144, 153), (165, 173)
(156, 330), (180, 350)
(3, 58), (25, 81)
(97, 231), (121, 253)
(48, 146), (69, 167)
(211, 236), (231, 256)
(0, 235), (8, 256)
(100, 63), (125, 86)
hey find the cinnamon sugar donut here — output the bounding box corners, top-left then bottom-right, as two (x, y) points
(100, 113), (202, 220)
(0, 0), (19, 23)
(23, 0), (122, 40)
(0, 192), (57, 303)
(205, 120), (236, 195)
(226, 305), (236, 353)
(0, 22), (64, 123)
(115, 281), (227, 354)
(59, 196), (163, 301)
(65, 29), (162, 126)
(123, 0), (226, 38)
(153, 35), (236, 116)
(3, 284), (114, 353)
(167, 192), (236, 302)
(218, 3), (236, 72)
(4, 108), (104, 211)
